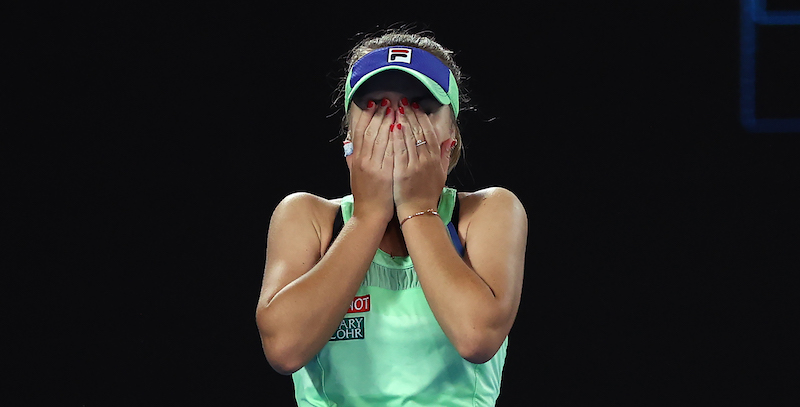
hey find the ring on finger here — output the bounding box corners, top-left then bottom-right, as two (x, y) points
(415, 139), (427, 147)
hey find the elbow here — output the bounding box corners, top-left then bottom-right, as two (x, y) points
(267, 353), (305, 376)
(453, 333), (503, 364)
(259, 336), (308, 375)
(458, 345), (498, 365)
(256, 314), (307, 375)
(449, 315), (509, 364)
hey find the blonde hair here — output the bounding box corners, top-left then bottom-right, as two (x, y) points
(337, 29), (468, 173)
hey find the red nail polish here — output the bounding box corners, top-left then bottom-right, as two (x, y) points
(396, 123), (402, 130)
(367, 100), (375, 109)
(401, 97), (409, 106)
(398, 106), (405, 115)
(411, 102), (420, 109)
(381, 98), (389, 107)
(390, 124), (395, 132)
(386, 107), (391, 115)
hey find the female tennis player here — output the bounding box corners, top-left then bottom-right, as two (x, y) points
(256, 30), (527, 406)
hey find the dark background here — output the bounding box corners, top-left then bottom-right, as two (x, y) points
(8, 1), (799, 406)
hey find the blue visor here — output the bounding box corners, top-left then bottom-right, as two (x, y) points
(344, 46), (459, 117)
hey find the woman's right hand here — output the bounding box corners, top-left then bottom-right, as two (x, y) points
(346, 99), (396, 224)
(258, 101), (397, 373)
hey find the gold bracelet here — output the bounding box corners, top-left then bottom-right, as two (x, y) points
(399, 209), (439, 227)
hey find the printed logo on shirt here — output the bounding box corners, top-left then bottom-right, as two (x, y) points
(388, 48), (412, 63)
(347, 295), (370, 313)
(330, 317), (364, 341)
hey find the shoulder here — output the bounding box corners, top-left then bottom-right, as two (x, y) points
(273, 192), (342, 216)
(458, 187), (526, 217)
(269, 192), (346, 253)
(456, 187), (527, 239)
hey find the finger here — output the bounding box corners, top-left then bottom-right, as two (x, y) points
(393, 110), (410, 169)
(413, 104), (440, 155)
(371, 102), (394, 161)
(363, 99), (389, 158)
(406, 102), (424, 138)
(396, 106), (419, 166)
(383, 122), (394, 170)
(405, 102), (425, 145)
(351, 100), (377, 157)
(408, 102), (436, 157)
(348, 103), (363, 131)
(349, 101), (373, 140)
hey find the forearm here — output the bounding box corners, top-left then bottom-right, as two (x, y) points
(401, 216), (507, 362)
(257, 216), (385, 374)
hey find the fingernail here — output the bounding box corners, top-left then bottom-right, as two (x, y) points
(390, 124), (395, 132)
(411, 102), (420, 110)
(386, 106), (391, 115)
(396, 123), (402, 130)
(381, 98), (389, 107)
(449, 139), (457, 151)
(401, 97), (409, 106)
(398, 105), (405, 115)
(367, 100), (375, 109)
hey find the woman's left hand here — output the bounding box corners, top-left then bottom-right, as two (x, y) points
(392, 101), (456, 220)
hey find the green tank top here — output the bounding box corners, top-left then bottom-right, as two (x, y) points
(292, 188), (508, 406)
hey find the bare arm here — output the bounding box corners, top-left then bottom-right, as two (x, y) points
(256, 100), (395, 375)
(401, 188), (527, 363)
(392, 103), (527, 363)
(255, 193), (386, 375)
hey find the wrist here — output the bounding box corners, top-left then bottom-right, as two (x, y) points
(350, 210), (392, 230)
(399, 208), (440, 227)
(396, 200), (438, 220)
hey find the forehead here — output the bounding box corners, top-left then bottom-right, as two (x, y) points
(352, 70), (435, 100)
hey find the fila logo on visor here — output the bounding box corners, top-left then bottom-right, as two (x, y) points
(388, 48), (412, 63)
